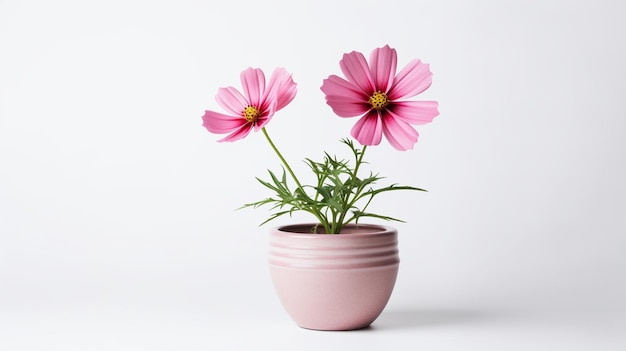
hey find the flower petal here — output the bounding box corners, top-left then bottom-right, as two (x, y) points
(388, 101), (439, 125)
(253, 106), (275, 131)
(370, 45), (397, 93)
(350, 110), (383, 146)
(381, 112), (419, 151)
(240, 68), (265, 106)
(321, 75), (366, 100)
(339, 51), (374, 94)
(202, 110), (247, 134)
(321, 75), (369, 117)
(216, 87), (247, 115)
(324, 95), (369, 117)
(218, 124), (253, 142)
(389, 59), (433, 100)
(263, 67), (297, 112)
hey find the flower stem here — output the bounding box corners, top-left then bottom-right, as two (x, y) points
(261, 127), (329, 233)
(261, 127), (304, 191)
(353, 145), (367, 181)
(334, 144), (368, 233)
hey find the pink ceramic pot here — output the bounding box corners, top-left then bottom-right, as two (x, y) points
(269, 223), (399, 330)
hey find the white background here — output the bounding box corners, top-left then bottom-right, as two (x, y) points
(1, 0), (625, 350)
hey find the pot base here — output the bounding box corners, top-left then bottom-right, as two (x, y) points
(270, 264), (398, 331)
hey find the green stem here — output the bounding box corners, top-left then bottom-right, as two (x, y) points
(261, 127), (304, 191)
(335, 144), (368, 232)
(261, 127), (329, 233)
(353, 145), (367, 181)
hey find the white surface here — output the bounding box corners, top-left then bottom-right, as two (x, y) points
(1, 0), (625, 350)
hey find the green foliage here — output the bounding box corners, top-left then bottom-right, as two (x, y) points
(241, 138), (426, 234)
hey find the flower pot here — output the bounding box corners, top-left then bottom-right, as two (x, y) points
(269, 223), (399, 330)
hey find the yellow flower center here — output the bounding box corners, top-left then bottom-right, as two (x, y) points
(368, 91), (390, 110)
(243, 105), (260, 123)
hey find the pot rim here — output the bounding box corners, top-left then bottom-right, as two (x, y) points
(272, 223), (397, 237)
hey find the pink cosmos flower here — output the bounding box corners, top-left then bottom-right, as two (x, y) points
(320, 45), (439, 151)
(202, 67), (297, 142)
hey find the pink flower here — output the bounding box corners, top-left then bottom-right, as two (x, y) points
(202, 67), (297, 142)
(320, 45), (439, 151)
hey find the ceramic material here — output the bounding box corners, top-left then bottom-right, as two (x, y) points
(269, 223), (399, 331)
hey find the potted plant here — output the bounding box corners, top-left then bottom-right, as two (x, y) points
(201, 45), (439, 330)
